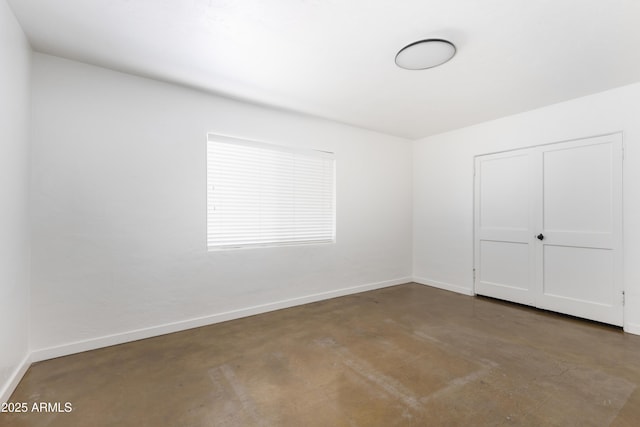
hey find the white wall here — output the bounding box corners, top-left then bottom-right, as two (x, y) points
(29, 53), (413, 358)
(413, 82), (640, 333)
(0, 0), (31, 403)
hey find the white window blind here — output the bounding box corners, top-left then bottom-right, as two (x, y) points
(207, 134), (335, 249)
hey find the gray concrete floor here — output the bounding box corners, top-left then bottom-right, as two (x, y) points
(3, 283), (640, 426)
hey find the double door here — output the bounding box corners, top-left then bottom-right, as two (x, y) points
(474, 134), (623, 325)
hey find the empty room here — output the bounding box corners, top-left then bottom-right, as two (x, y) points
(2, 0), (640, 425)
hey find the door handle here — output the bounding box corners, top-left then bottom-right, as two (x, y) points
(536, 233), (545, 241)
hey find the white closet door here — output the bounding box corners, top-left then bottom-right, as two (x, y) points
(474, 134), (623, 326)
(536, 134), (623, 325)
(474, 150), (536, 306)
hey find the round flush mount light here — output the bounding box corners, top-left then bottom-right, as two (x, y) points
(395, 39), (456, 70)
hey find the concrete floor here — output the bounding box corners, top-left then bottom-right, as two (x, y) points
(3, 283), (640, 426)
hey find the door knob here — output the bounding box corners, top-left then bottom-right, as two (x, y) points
(536, 234), (544, 241)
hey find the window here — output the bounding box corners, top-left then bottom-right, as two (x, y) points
(207, 134), (335, 249)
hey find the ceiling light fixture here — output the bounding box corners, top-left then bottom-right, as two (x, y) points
(395, 39), (456, 70)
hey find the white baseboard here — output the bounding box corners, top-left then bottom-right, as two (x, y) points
(31, 277), (412, 363)
(0, 354), (31, 404)
(412, 276), (474, 296)
(624, 322), (640, 336)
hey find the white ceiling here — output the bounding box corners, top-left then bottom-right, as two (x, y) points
(8, 0), (640, 139)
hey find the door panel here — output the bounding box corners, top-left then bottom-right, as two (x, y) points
(480, 241), (530, 290)
(543, 246), (614, 305)
(543, 142), (613, 233)
(475, 151), (535, 305)
(541, 245), (619, 324)
(479, 154), (530, 230)
(537, 135), (623, 325)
